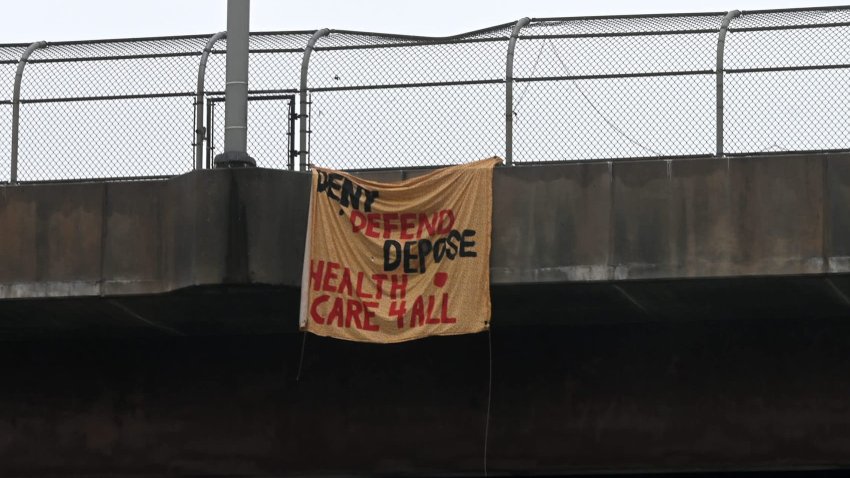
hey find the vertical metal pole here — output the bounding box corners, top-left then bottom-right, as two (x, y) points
(214, 0), (255, 168)
(10, 41), (46, 183)
(299, 29), (329, 171)
(716, 10), (740, 158)
(207, 100), (215, 168)
(505, 18), (530, 166)
(195, 31), (226, 169)
(288, 98), (296, 170)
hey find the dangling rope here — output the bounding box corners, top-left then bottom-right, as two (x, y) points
(296, 331), (308, 382)
(483, 326), (493, 477)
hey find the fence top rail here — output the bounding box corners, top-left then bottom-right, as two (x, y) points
(44, 33), (213, 46)
(0, 6), (848, 56)
(521, 14), (725, 39)
(328, 22), (515, 42)
(532, 11), (727, 22)
(731, 6), (850, 30)
(740, 4), (850, 14)
(311, 24), (515, 51)
(0, 22), (517, 54)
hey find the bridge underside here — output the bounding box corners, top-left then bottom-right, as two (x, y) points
(0, 300), (849, 476)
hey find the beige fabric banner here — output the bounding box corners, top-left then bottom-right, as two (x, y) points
(299, 157), (500, 343)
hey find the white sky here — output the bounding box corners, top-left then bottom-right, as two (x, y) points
(1, 0), (848, 43)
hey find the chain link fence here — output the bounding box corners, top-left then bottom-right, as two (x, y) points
(0, 44), (27, 183)
(306, 26), (512, 169)
(513, 14), (723, 161)
(206, 93), (296, 169)
(1, 6), (849, 182)
(724, 8), (850, 154)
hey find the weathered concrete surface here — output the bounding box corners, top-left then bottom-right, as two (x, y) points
(0, 168), (311, 298)
(1, 153), (850, 337)
(490, 154), (834, 282)
(0, 153), (847, 298)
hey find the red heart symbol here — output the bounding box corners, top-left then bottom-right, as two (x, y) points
(433, 272), (448, 288)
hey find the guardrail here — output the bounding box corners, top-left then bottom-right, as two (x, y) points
(1, 6), (849, 182)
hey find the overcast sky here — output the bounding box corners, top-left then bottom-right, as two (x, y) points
(1, 0), (847, 43)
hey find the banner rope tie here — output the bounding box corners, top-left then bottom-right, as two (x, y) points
(296, 331), (308, 382)
(484, 325), (493, 477)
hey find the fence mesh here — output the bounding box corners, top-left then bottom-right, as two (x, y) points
(724, 8), (850, 154)
(513, 14), (722, 161)
(1, 45), (27, 183)
(307, 26), (511, 169)
(0, 7), (849, 181)
(207, 93), (295, 170)
(205, 32), (313, 95)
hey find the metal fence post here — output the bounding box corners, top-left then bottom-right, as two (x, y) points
(195, 31), (226, 170)
(716, 10), (740, 158)
(299, 28), (329, 171)
(10, 40), (46, 183)
(215, 0), (255, 168)
(505, 18), (530, 166)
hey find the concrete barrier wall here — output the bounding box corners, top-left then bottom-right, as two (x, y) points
(0, 153), (848, 299)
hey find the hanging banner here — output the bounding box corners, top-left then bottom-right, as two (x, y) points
(299, 157), (501, 343)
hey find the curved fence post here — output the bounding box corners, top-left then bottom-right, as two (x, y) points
(716, 10), (740, 158)
(195, 31), (226, 170)
(506, 17), (530, 166)
(10, 40), (46, 183)
(299, 28), (329, 171)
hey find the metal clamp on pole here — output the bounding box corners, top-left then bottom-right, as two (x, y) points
(195, 31), (226, 170)
(716, 10), (740, 158)
(299, 28), (330, 171)
(11, 40), (47, 183)
(505, 17), (530, 166)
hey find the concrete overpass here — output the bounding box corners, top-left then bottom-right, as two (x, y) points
(1, 153), (850, 475)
